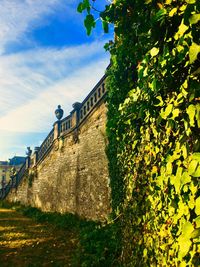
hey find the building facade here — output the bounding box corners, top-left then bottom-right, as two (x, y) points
(0, 157), (26, 189)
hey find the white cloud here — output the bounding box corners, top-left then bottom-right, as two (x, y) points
(0, 0), (72, 54)
(0, 54), (109, 160)
(0, 0), (111, 160)
(0, 54), (109, 132)
(0, 41), (108, 116)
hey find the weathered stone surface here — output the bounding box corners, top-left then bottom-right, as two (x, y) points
(7, 100), (111, 221)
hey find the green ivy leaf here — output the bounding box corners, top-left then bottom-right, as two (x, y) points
(191, 228), (200, 239)
(150, 47), (159, 57)
(154, 96), (164, 107)
(84, 14), (96, 35)
(166, 162), (173, 174)
(194, 216), (200, 228)
(187, 104), (196, 127)
(186, 0), (196, 4)
(196, 104), (200, 127)
(102, 20), (109, 33)
(178, 237), (192, 259)
(195, 197), (200, 215)
(77, 3), (83, 13)
(188, 160), (198, 175)
(181, 145), (188, 159)
(172, 108), (180, 119)
(180, 172), (191, 187)
(169, 8), (177, 17)
(192, 165), (200, 177)
(182, 222), (194, 237)
(165, 104), (173, 118)
(189, 43), (200, 64)
(174, 21), (189, 40)
(189, 14), (200, 24)
(191, 153), (200, 161)
(188, 160), (198, 176)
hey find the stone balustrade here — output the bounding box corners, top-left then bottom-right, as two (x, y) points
(37, 129), (54, 162)
(0, 74), (107, 200)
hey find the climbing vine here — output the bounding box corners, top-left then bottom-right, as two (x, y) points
(78, 0), (200, 266)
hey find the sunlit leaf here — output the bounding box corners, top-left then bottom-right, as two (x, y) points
(172, 108), (180, 119)
(191, 228), (200, 239)
(189, 43), (200, 64)
(150, 47), (159, 57)
(194, 216), (200, 228)
(189, 14), (200, 24)
(174, 21), (189, 40)
(192, 166), (200, 177)
(187, 104), (196, 127)
(195, 197), (200, 215)
(165, 104), (173, 117)
(84, 14), (95, 35)
(188, 160), (198, 175)
(182, 221), (194, 236)
(169, 8), (177, 17)
(180, 172), (191, 186)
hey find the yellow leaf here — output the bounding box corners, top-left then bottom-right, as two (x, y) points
(157, 3), (163, 9)
(166, 162), (172, 174)
(189, 14), (200, 24)
(172, 108), (180, 119)
(195, 197), (200, 215)
(179, 23), (189, 35)
(169, 8), (177, 17)
(178, 236), (192, 258)
(182, 145), (187, 159)
(143, 248), (148, 257)
(152, 166), (158, 174)
(187, 104), (196, 127)
(165, 0), (172, 5)
(180, 5), (187, 12)
(174, 20), (189, 40)
(150, 47), (159, 57)
(189, 42), (200, 64)
(194, 216), (200, 228)
(186, 0), (196, 3)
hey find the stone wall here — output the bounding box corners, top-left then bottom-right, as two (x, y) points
(7, 100), (111, 221)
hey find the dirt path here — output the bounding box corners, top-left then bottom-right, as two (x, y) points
(0, 208), (78, 267)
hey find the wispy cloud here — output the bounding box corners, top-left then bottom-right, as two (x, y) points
(0, 41), (108, 117)
(0, 41), (109, 159)
(0, 51), (109, 132)
(0, 0), (110, 160)
(0, 0), (74, 54)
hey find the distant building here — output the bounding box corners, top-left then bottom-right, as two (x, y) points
(0, 156), (26, 189)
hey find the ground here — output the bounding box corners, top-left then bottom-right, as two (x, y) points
(0, 208), (78, 267)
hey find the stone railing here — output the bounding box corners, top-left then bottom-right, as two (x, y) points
(79, 76), (106, 123)
(0, 160), (27, 199)
(37, 129), (54, 162)
(0, 73), (107, 200)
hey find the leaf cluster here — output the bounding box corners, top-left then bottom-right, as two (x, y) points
(78, 0), (200, 265)
(108, 0), (200, 265)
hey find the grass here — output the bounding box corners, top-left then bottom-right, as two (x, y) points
(0, 201), (121, 266)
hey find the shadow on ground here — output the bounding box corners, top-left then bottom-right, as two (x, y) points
(0, 208), (78, 267)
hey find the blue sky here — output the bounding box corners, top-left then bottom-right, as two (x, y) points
(0, 0), (112, 160)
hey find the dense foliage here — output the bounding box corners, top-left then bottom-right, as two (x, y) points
(78, 0), (200, 266)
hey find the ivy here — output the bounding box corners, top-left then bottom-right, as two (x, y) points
(78, 0), (200, 266)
